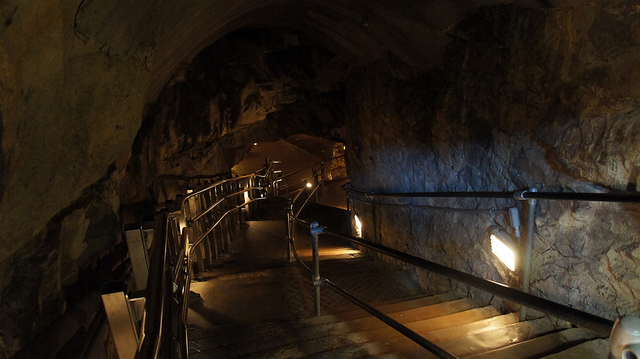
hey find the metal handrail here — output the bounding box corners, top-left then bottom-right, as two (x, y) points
(191, 197), (264, 249)
(293, 216), (615, 337)
(136, 213), (170, 359)
(345, 187), (640, 203)
(323, 279), (457, 359)
(286, 191), (457, 358)
(137, 161), (280, 359)
(284, 166), (457, 358)
(285, 178), (618, 358)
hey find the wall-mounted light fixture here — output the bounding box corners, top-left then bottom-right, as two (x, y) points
(354, 215), (363, 238)
(490, 227), (517, 271)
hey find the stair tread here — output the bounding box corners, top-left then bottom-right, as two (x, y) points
(188, 292), (461, 340)
(352, 316), (560, 359)
(189, 297), (481, 357)
(540, 338), (610, 359)
(466, 327), (599, 359)
(307, 311), (518, 359)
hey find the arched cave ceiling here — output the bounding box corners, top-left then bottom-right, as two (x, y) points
(74, 0), (552, 102)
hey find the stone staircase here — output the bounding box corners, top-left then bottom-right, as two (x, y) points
(186, 257), (609, 359)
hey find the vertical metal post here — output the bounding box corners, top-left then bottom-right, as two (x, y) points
(320, 161), (325, 193)
(372, 197), (378, 242)
(520, 187), (537, 321)
(310, 222), (325, 316)
(286, 204), (294, 262)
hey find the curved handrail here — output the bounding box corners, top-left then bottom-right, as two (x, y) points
(293, 217), (614, 336)
(138, 161), (280, 359)
(285, 177), (617, 358)
(136, 213), (170, 359)
(285, 181), (458, 358)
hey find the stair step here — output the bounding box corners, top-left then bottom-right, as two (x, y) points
(189, 292), (460, 341)
(540, 338), (610, 359)
(321, 291), (460, 317)
(466, 327), (598, 359)
(362, 316), (559, 358)
(190, 298), (479, 358)
(308, 310), (517, 359)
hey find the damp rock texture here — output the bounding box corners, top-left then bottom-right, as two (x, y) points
(345, 3), (640, 320)
(121, 28), (347, 213)
(0, 163), (126, 358)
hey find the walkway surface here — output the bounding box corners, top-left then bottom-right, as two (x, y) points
(187, 219), (425, 330)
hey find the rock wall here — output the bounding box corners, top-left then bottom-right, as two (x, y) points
(345, 3), (640, 319)
(0, 159), (128, 358)
(121, 28), (348, 214)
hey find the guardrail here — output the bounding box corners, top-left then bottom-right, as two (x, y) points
(135, 161), (280, 359)
(285, 181), (630, 358)
(284, 171), (459, 358)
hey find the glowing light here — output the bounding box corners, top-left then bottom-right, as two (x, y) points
(186, 188), (194, 194)
(306, 182), (313, 188)
(254, 143), (257, 145)
(491, 234), (516, 271)
(354, 215), (363, 238)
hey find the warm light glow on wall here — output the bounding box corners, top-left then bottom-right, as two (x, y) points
(491, 234), (516, 271)
(354, 215), (363, 238)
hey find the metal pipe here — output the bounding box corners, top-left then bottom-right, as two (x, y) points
(317, 227), (614, 337)
(520, 188), (537, 320)
(192, 198), (265, 249)
(345, 187), (640, 203)
(294, 178), (325, 218)
(324, 280), (458, 359)
(187, 186), (263, 224)
(310, 222), (325, 316)
(286, 203), (294, 262)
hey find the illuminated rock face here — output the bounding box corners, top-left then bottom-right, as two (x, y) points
(345, 4), (640, 319)
(1, 0), (639, 357)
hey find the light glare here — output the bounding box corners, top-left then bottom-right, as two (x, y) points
(306, 182), (313, 188)
(491, 234), (516, 271)
(354, 215), (363, 238)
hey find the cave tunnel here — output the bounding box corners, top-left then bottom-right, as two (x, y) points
(1, 1), (640, 358)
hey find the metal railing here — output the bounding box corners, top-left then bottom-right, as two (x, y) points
(138, 159), (634, 359)
(344, 185), (638, 325)
(285, 170), (459, 358)
(136, 161), (280, 359)
(276, 161), (325, 196)
(284, 181), (636, 358)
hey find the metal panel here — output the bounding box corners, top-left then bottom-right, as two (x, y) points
(102, 290), (138, 359)
(125, 228), (150, 291)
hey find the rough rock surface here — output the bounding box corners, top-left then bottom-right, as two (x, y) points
(0, 161), (126, 358)
(1, 0), (639, 357)
(121, 28), (348, 214)
(345, 3), (640, 320)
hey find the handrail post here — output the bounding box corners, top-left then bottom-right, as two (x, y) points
(320, 161), (325, 195)
(520, 187), (537, 321)
(286, 200), (294, 262)
(310, 222), (325, 316)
